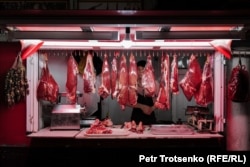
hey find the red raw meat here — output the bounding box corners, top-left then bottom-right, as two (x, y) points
(194, 54), (214, 106)
(117, 54), (128, 110)
(83, 52), (96, 93)
(128, 53), (138, 106)
(179, 54), (202, 101)
(170, 54), (179, 94)
(98, 53), (111, 98)
(123, 121), (144, 134)
(141, 55), (156, 97)
(111, 52), (119, 99)
(86, 119), (112, 134)
(37, 60), (59, 103)
(155, 82), (168, 109)
(228, 58), (249, 102)
(66, 55), (79, 104)
(155, 53), (170, 110)
(163, 54), (170, 109)
(136, 121), (144, 133)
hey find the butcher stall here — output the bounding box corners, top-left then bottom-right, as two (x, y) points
(1, 10), (250, 151)
(25, 48), (225, 150)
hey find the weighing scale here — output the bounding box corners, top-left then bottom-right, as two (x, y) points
(186, 106), (214, 131)
(50, 92), (83, 131)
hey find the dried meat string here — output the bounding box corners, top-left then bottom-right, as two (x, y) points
(4, 52), (29, 107)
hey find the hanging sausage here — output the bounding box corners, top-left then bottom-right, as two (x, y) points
(4, 52), (29, 107)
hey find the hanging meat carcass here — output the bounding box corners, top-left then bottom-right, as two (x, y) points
(179, 54), (202, 101)
(128, 53), (138, 106)
(194, 54), (214, 106)
(228, 57), (249, 102)
(155, 53), (170, 110)
(65, 55), (79, 104)
(98, 53), (111, 99)
(111, 52), (119, 99)
(83, 52), (96, 93)
(170, 54), (179, 94)
(117, 54), (128, 110)
(141, 54), (156, 97)
(36, 54), (59, 104)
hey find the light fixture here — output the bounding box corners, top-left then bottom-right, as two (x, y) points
(40, 40), (214, 50)
(121, 27), (133, 48)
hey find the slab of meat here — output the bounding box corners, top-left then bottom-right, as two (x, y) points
(111, 52), (119, 99)
(179, 54), (202, 101)
(98, 53), (111, 98)
(170, 54), (179, 94)
(83, 52), (96, 93)
(66, 55), (78, 104)
(117, 54), (128, 110)
(194, 54), (214, 106)
(128, 53), (138, 106)
(141, 54), (156, 97)
(228, 58), (249, 102)
(86, 119), (112, 134)
(36, 55), (59, 104)
(155, 53), (170, 110)
(123, 120), (144, 133)
(155, 83), (168, 109)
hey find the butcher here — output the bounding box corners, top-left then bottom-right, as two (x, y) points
(130, 60), (159, 125)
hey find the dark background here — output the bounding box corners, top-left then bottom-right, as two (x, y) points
(1, 0), (250, 10)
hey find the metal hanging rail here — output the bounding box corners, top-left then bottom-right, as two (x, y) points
(39, 49), (214, 58)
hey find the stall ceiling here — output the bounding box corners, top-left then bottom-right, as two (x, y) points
(1, 10), (248, 50)
(5, 25), (242, 50)
(13, 25), (234, 32)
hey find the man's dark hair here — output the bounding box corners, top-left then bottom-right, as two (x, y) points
(137, 60), (146, 67)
